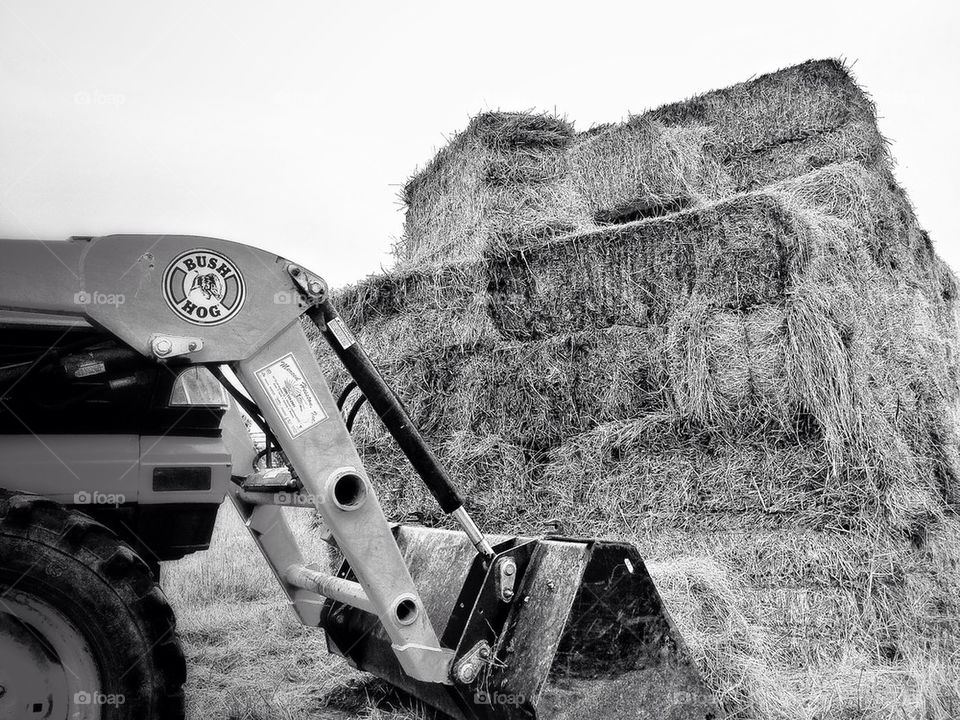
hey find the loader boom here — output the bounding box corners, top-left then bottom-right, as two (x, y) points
(0, 235), (721, 718)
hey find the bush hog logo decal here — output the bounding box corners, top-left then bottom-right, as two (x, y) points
(162, 249), (246, 326)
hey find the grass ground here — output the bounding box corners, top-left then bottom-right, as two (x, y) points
(162, 504), (429, 720)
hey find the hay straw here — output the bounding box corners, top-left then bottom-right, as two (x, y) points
(397, 111), (594, 265)
(649, 557), (801, 719)
(570, 119), (734, 215)
(318, 60), (960, 719)
(397, 60), (882, 266)
(643, 59), (876, 157)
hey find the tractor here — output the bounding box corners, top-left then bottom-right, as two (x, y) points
(0, 235), (719, 719)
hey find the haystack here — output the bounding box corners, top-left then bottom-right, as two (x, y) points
(396, 59), (885, 266)
(316, 59), (960, 719)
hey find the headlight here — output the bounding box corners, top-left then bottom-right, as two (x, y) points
(169, 367), (229, 407)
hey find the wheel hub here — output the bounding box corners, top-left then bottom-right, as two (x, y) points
(0, 592), (102, 720)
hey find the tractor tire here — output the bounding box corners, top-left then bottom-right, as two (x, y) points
(0, 489), (186, 720)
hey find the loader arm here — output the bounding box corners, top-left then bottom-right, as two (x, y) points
(0, 235), (720, 718)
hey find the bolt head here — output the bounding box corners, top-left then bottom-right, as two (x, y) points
(457, 662), (476, 683)
(309, 281), (323, 294)
(188, 342), (199, 352)
(479, 647), (491, 660)
(503, 563), (515, 576)
(154, 338), (172, 356)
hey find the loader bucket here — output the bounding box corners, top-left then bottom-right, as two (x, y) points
(322, 526), (720, 720)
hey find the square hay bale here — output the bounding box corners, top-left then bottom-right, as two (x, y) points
(644, 59), (876, 158)
(541, 417), (947, 540)
(330, 161), (960, 503)
(336, 161), (942, 358)
(488, 161), (936, 341)
(330, 211), (959, 514)
(569, 119), (735, 219)
(569, 58), (884, 224)
(332, 260), (496, 357)
(330, 305), (791, 453)
(488, 190), (797, 339)
(726, 118), (887, 192)
(397, 111), (594, 265)
(329, 326), (670, 447)
(398, 60), (885, 265)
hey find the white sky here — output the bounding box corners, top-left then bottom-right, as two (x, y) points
(1, 1), (957, 287)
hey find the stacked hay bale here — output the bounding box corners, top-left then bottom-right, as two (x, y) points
(318, 60), (960, 719)
(399, 112), (593, 265)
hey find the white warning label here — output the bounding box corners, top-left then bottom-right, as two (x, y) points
(254, 353), (328, 438)
(327, 317), (356, 350)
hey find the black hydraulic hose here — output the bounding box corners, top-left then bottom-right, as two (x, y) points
(345, 394), (367, 432)
(209, 365), (275, 444)
(308, 300), (465, 514)
(336, 380), (358, 410)
(209, 365), (283, 469)
(253, 446), (272, 470)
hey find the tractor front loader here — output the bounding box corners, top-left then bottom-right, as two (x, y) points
(0, 234), (720, 720)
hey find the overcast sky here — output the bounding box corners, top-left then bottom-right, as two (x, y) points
(1, 1), (957, 287)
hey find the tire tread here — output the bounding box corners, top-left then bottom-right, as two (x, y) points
(0, 489), (186, 720)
